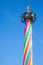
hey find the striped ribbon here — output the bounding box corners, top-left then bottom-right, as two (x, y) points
(23, 20), (32, 65)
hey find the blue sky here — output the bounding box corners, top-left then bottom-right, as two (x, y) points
(0, 0), (43, 65)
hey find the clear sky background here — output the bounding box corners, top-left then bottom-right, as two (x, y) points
(0, 0), (43, 65)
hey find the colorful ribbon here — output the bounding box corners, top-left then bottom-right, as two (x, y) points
(23, 20), (32, 65)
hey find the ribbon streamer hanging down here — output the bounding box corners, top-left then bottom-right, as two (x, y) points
(23, 20), (32, 65)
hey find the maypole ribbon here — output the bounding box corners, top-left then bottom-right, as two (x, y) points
(23, 19), (32, 65)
